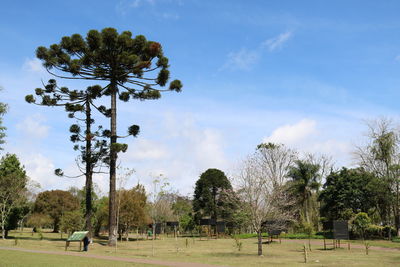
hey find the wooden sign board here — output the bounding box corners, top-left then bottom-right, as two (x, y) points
(268, 229), (282, 236)
(216, 221), (225, 233)
(200, 218), (216, 225)
(67, 231), (89, 242)
(166, 221), (179, 227)
(333, 221), (349, 240)
(65, 231), (89, 251)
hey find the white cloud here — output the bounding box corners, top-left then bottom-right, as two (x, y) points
(22, 58), (45, 73)
(16, 114), (49, 139)
(263, 31), (292, 51)
(263, 119), (317, 145)
(22, 153), (57, 189)
(119, 113), (229, 195)
(221, 48), (260, 71)
(126, 138), (169, 160)
(262, 118), (352, 166)
(395, 55), (400, 61)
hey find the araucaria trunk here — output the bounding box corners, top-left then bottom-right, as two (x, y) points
(85, 98), (93, 238)
(108, 81), (118, 246)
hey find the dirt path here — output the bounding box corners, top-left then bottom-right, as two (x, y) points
(0, 246), (227, 267)
(280, 239), (400, 251)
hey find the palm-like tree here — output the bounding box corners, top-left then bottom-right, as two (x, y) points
(288, 160), (320, 224)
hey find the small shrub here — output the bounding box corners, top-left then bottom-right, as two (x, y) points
(233, 236), (243, 251)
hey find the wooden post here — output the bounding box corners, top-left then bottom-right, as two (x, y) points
(333, 239), (335, 249)
(79, 241), (82, 251)
(303, 244), (308, 263)
(347, 240), (350, 250)
(323, 237), (326, 250)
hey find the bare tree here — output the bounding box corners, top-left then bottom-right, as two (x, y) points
(235, 151), (294, 256)
(256, 143), (297, 188)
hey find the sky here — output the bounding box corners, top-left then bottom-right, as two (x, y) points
(1, 0), (400, 196)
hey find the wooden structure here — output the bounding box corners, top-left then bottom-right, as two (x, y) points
(65, 231), (89, 251)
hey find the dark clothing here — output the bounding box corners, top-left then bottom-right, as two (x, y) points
(83, 236), (89, 251)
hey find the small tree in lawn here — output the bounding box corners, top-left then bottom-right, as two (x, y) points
(150, 174), (169, 256)
(35, 27), (182, 246)
(0, 154), (27, 239)
(26, 79), (112, 237)
(353, 212), (371, 241)
(236, 151), (294, 256)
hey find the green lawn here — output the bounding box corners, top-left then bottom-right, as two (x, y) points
(1, 229), (400, 266)
(0, 249), (160, 267)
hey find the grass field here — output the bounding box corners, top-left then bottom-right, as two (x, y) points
(0, 249), (160, 267)
(1, 229), (400, 266)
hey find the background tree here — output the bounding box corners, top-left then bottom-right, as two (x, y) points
(172, 196), (195, 233)
(93, 196), (109, 237)
(33, 190), (79, 232)
(319, 168), (377, 221)
(0, 87), (7, 150)
(117, 184), (148, 240)
(256, 143), (297, 188)
(36, 27), (182, 245)
(287, 160), (320, 227)
(0, 154), (27, 239)
(60, 210), (85, 235)
(27, 213), (52, 232)
(236, 151), (294, 256)
(26, 79), (110, 237)
(355, 119), (400, 235)
(193, 168), (233, 226)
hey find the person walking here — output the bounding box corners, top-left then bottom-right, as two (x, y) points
(83, 236), (90, 252)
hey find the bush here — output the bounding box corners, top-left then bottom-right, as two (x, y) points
(60, 210), (84, 235)
(26, 213), (52, 230)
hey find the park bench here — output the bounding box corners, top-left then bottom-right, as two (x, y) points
(65, 231), (89, 251)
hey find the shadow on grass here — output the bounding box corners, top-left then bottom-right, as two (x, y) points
(7, 236), (66, 242)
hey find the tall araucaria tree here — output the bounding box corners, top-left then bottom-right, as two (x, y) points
(35, 28), (183, 245)
(25, 79), (126, 237)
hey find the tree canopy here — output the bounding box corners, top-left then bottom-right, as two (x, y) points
(34, 190), (79, 232)
(319, 168), (378, 221)
(0, 154), (27, 239)
(193, 168), (232, 222)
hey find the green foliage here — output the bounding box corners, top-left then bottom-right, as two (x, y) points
(93, 196), (109, 236)
(60, 210), (84, 235)
(287, 160), (320, 227)
(353, 212), (372, 238)
(0, 154), (28, 238)
(27, 213), (53, 230)
(36, 27), (182, 99)
(171, 196), (195, 232)
(117, 184), (148, 236)
(319, 168), (378, 221)
(193, 168), (233, 222)
(33, 190), (79, 232)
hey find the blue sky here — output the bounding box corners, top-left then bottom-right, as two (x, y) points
(1, 0), (400, 195)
